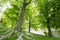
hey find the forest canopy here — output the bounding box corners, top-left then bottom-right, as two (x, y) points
(0, 0), (60, 40)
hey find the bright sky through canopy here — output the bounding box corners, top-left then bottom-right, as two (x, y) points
(0, 1), (11, 20)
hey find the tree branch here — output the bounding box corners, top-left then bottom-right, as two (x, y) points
(26, 0), (32, 5)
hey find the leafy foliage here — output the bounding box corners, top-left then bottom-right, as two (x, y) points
(0, 0), (60, 40)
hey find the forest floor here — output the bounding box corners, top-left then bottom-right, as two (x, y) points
(3, 32), (60, 40)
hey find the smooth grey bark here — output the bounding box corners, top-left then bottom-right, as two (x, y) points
(17, 0), (31, 32)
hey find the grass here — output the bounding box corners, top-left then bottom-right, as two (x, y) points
(3, 32), (60, 40)
(22, 32), (60, 40)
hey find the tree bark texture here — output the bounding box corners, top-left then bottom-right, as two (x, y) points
(17, 0), (31, 32)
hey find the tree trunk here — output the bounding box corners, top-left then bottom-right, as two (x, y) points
(47, 18), (52, 36)
(46, 11), (52, 36)
(17, 0), (26, 32)
(17, 0), (31, 32)
(29, 17), (31, 32)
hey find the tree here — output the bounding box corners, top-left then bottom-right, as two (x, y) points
(36, 0), (54, 36)
(17, 0), (31, 32)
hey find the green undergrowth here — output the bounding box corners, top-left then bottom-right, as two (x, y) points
(3, 32), (18, 40)
(0, 26), (12, 35)
(3, 32), (60, 40)
(22, 32), (60, 40)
